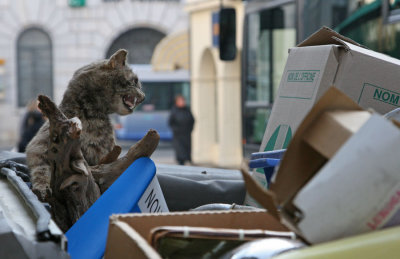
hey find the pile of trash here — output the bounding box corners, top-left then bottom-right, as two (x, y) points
(2, 27), (400, 258)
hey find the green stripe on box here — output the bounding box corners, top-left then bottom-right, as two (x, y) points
(265, 124), (292, 151)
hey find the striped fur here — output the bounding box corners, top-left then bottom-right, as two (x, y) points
(26, 49), (145, 201)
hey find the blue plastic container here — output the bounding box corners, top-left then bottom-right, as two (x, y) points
(249, 149), (286, 185)
(66, 157), (156, 259)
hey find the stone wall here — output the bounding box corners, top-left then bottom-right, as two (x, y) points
(0, 0), (188, 148)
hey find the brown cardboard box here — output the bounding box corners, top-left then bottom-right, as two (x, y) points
(104, 210), (288, 258)
(256, 27), (400, 189)
(244, 87), (400, 244)
(302, 110), (370, 158)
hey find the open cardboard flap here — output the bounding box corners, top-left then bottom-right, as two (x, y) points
(299, 27), (398, 64)
(297, 26), (363, 48)
(302, 110), (371, 159)
(106, 220), (162, 259)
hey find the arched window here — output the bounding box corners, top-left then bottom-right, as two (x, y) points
(17, 28), (53, 107)
(106, 28), (165, 64)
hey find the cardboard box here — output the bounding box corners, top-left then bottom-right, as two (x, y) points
(244, 87), (400, 244)
(302, 110), (371, 159)
(248, 26), (397, 204)
(295, 113), (400, 243)
(104, 210), (289, 258)
(259, 26), (400, 157)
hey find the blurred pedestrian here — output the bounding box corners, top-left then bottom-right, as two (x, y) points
(17, 99), (45, 152)
(168, 95), (195, 165)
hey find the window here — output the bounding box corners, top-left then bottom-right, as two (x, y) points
(106, 28), (165, 64)
(243, 3), (296, 145)
(300, 0), (366, 41)
(130, 0), (179, 2)
(17, 28), (53, 107)
(385, 0), (400, 23)
(0, 59), (5, 101)
(136, 82), (190, 111)
(334, 0), (400, 58)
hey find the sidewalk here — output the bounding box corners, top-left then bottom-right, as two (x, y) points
(0, 101), (19, 151)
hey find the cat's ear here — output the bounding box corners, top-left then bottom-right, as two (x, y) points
(108, 49), (127, 69)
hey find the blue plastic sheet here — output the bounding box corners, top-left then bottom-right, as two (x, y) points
(249, 150), (286, 185)
(66, 157), (156, 259)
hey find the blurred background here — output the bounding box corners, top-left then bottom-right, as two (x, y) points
(0, 0), (399, 168)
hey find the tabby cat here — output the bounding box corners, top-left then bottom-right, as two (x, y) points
(26, 49), (145, 201)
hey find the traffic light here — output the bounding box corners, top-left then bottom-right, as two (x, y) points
(219, 8), (236, 61)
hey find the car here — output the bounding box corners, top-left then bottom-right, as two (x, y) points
(114, 110), (173, 141)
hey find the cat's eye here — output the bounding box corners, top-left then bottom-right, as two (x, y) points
(125, 81), (133, 87)
(128, 79), (139, 88)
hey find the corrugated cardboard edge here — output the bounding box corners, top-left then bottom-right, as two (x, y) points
(109, 210), (288, 237)
(109, 210), (277, 220)
(240, 167), (307, 240)
(148, 226), (296, 245)
(105, 220), (162, 259)
(240, 167), (279, 219)
(392, 119), (400, 128)
(298, 26), (364, 49)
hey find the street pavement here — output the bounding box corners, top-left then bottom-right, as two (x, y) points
(117, 140), (177, 165)
(0, 140), (178, 166)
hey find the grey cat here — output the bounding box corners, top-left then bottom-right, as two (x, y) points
(26, 49), (145, 201)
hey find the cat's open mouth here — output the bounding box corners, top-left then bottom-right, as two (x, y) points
(122, 94), (137, 110)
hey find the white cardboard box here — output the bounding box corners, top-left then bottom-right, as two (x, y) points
(242, 88), (400, 244)
(249, 27), (400, 193)
(294, 113), (400, 243)
(260, 27), (400, 154)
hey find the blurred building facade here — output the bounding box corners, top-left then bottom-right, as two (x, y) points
(0, 0), (188, 147)
(186, 0), (244, 168)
